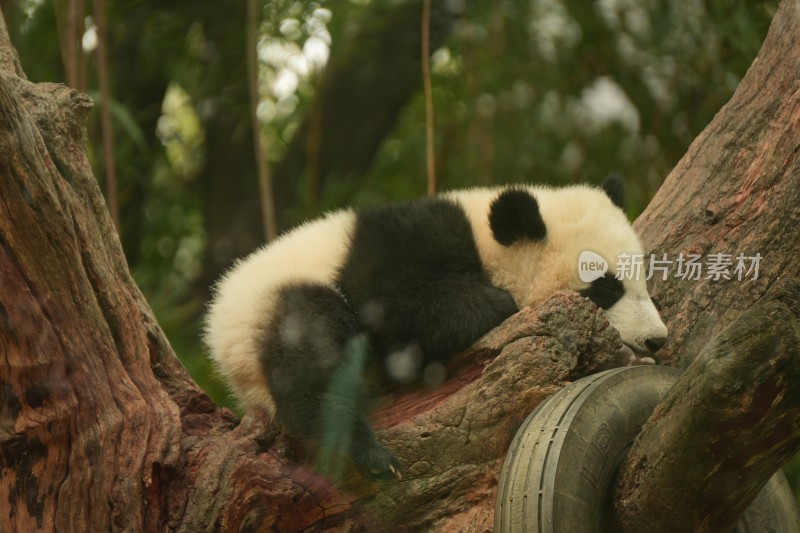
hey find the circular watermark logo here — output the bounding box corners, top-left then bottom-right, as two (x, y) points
(578, 250), (609, 282)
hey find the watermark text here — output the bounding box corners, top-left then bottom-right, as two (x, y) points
(579, 252), (762, 282)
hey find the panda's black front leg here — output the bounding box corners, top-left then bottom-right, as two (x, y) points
(415, 280), (519, 361)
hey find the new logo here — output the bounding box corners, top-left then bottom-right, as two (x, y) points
(578, 250), (609, 282)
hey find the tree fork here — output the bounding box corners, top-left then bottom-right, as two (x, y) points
(614, 0), (800, 528)
(633, 0), (800, 369)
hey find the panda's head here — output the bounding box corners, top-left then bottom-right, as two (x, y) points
(481, 176), (668, 358)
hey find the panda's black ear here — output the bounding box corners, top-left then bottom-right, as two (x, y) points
(602, 173), (626, 210)
(489, 188), (546, 246)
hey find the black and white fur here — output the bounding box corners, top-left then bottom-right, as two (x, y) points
(204, 177), (668, 478)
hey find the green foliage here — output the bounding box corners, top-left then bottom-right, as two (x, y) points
(354, 0), (778, 215)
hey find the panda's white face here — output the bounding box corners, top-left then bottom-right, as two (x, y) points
(449, 180), (668, 358)
(543, 184), (668, 357)
(571, 264), (668, 357)
(604, 278), (668, 355)
(570, 256), (667, 358)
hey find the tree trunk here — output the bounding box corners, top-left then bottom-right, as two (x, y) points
(0, 16), (194, 531)
(633, 0), (800, 370)
(614, 0), (800, 529)
(1, 1), (799, 532)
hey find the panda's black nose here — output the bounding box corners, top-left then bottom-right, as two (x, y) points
(645, 337), (667, 353)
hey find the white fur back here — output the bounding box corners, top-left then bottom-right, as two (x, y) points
(203, 209), (355, 415)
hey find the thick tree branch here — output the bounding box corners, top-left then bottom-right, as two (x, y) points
(614, 280), (800, 533)
(614, 1), (800, 529)
(166, 292), (628, 532)
(0, 25), (199, 530)
(0, 13), (24, 78)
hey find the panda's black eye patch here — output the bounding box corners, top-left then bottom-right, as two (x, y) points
(579, 273), (625, 310)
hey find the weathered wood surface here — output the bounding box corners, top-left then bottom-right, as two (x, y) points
(613, 1), (800, 530)
(614, 281), (800, 533)
(634, 0), (800, 370)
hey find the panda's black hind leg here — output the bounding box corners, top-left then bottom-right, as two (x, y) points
(350, 415), (404, 479)
(260, 282), (402, 479)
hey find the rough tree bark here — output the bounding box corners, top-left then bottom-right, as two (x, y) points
(613, 281), (800, 533)
(612, 0), (800, 529)
(633, 0), (800, 370)
(1, 2), (799, 533)
(0, 15), (194, 531)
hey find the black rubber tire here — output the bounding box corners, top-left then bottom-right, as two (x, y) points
(495, 365), (800, 533)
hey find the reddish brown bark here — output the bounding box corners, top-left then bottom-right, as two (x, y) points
(614, 0), (800, 530)
(634, 0), (800, 370)
(0, 38), (191, 533)
(613, 281), (800, 533)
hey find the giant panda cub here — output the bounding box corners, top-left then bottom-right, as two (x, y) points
(204, 176), (668, 479)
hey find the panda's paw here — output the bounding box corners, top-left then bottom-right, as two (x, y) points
(613, 344), (657, 366)
(368, 459), (404, 481)
(355, 441), (405, 481)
